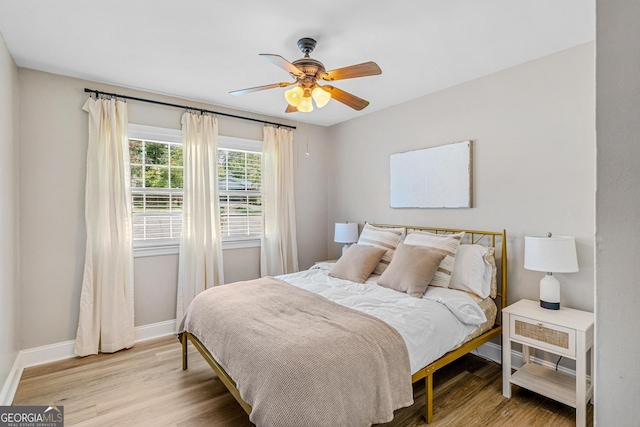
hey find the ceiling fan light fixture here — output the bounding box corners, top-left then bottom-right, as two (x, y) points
(312, 86), (331, 108)
(284, 86), (304, 107)
(231, 38), (381, 113)
(297, 95), (314, 113)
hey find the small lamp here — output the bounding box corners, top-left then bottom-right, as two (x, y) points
(334, 222), (359, 256)
(524, 233), (579, 310)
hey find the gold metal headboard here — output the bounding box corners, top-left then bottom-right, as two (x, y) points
(369, 223), (508, 322)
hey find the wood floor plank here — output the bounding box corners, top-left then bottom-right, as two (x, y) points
(12, 336), (592, 426)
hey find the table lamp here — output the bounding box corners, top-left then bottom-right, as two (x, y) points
(524, 233), (579, 310)
(334, 222), (359, 256)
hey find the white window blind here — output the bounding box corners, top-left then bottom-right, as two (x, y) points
(128, 125), (262, 250)
(218, 148), (262, 240)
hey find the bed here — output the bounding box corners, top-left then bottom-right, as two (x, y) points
(179, 224), (508, 425)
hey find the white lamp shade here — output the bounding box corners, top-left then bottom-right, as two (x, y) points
(524, 235), (579, 273)
(334, 222), (359, 244)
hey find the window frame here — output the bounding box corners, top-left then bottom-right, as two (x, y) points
(128, 124), (263, 257)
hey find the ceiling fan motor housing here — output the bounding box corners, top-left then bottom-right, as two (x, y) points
(297, 37), (317, 55)
(292, 38), (327, 87)
(292, 58), (326, 86)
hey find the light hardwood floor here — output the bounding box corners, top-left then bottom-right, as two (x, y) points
(13, 336), (592, 426)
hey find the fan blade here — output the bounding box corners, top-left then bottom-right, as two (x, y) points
(285, 104), (298, 113)
(229, 81), (296, 96)
(259, 54), (305, 77)
(322, 61), (382, 81)
(321, 85), (370, 111)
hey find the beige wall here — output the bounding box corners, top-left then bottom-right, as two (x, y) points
(326, 42), (595, 313)
(0, 32), (19, 400)
(595, 1), (640, 423)
(133, 248), (261, 326)
(17, 69), (328, 347)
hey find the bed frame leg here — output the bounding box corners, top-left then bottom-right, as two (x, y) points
(182, 333), (188, 370)
(425, 373), (433, 424)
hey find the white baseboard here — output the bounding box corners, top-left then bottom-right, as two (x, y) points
(474, 341), (502, 364)
(134, 319), (177, 343)
(1, 319), (178, 405)
(21, 340), (76, 369)
(0, 352), (23, 406)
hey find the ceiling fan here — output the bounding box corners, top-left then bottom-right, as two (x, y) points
(229, 37), (382, 113)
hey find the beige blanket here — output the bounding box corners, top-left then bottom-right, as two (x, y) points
(179, 277), (413, 427)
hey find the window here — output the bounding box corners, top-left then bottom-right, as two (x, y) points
(128, 124), (262, 255)
(129, 125), (183, 249)
(218, 148), (262, 240)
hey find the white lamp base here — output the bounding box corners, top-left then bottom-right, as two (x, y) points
(540, 273), (560, 310)
(341, 244), (350, 256)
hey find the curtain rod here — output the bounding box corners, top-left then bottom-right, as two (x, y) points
(83, 88), (297, 130)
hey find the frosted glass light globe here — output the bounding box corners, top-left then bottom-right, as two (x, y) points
(311, 86), (331, 108)
(284, 86), (304, 107)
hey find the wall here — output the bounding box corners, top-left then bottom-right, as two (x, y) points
(595, 1), (640, 423)
(326, 42), (595, 313)
(0, 32), (20, 398)
(133, 248), (261, 326)
(18, 69), (328, 348)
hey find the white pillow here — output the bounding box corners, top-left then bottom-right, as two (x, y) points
(404, 230), (464, 288)
(449, 244), (492, 298)
(423, 287), (487, 326)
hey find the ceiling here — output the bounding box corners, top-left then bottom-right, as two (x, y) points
(0, 1), (594, 127)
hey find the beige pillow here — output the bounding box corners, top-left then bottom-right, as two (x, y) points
(329, 244), (387, 283)
(404, 230), (465, 288)
(377, 243), (446, 298)
(357, 224), (404, 275)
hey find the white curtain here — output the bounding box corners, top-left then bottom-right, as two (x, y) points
(261, 126), (299, 276)
(75, 97), (135, 357)
(176, 112), (224, 321)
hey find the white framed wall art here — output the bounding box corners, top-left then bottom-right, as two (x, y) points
(390, 140), (473, 209)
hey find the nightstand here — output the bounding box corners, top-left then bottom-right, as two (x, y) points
(502, 299), (594, 427)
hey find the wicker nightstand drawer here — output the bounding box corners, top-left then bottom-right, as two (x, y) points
(509, 314), (576, 357)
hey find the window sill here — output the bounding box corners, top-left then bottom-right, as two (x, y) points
(222, 238), (261, 250)
(133, 239), (261, 258)
(134, 244), (180, 258)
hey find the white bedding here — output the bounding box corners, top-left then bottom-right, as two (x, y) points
(278, 262), (488, 374)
